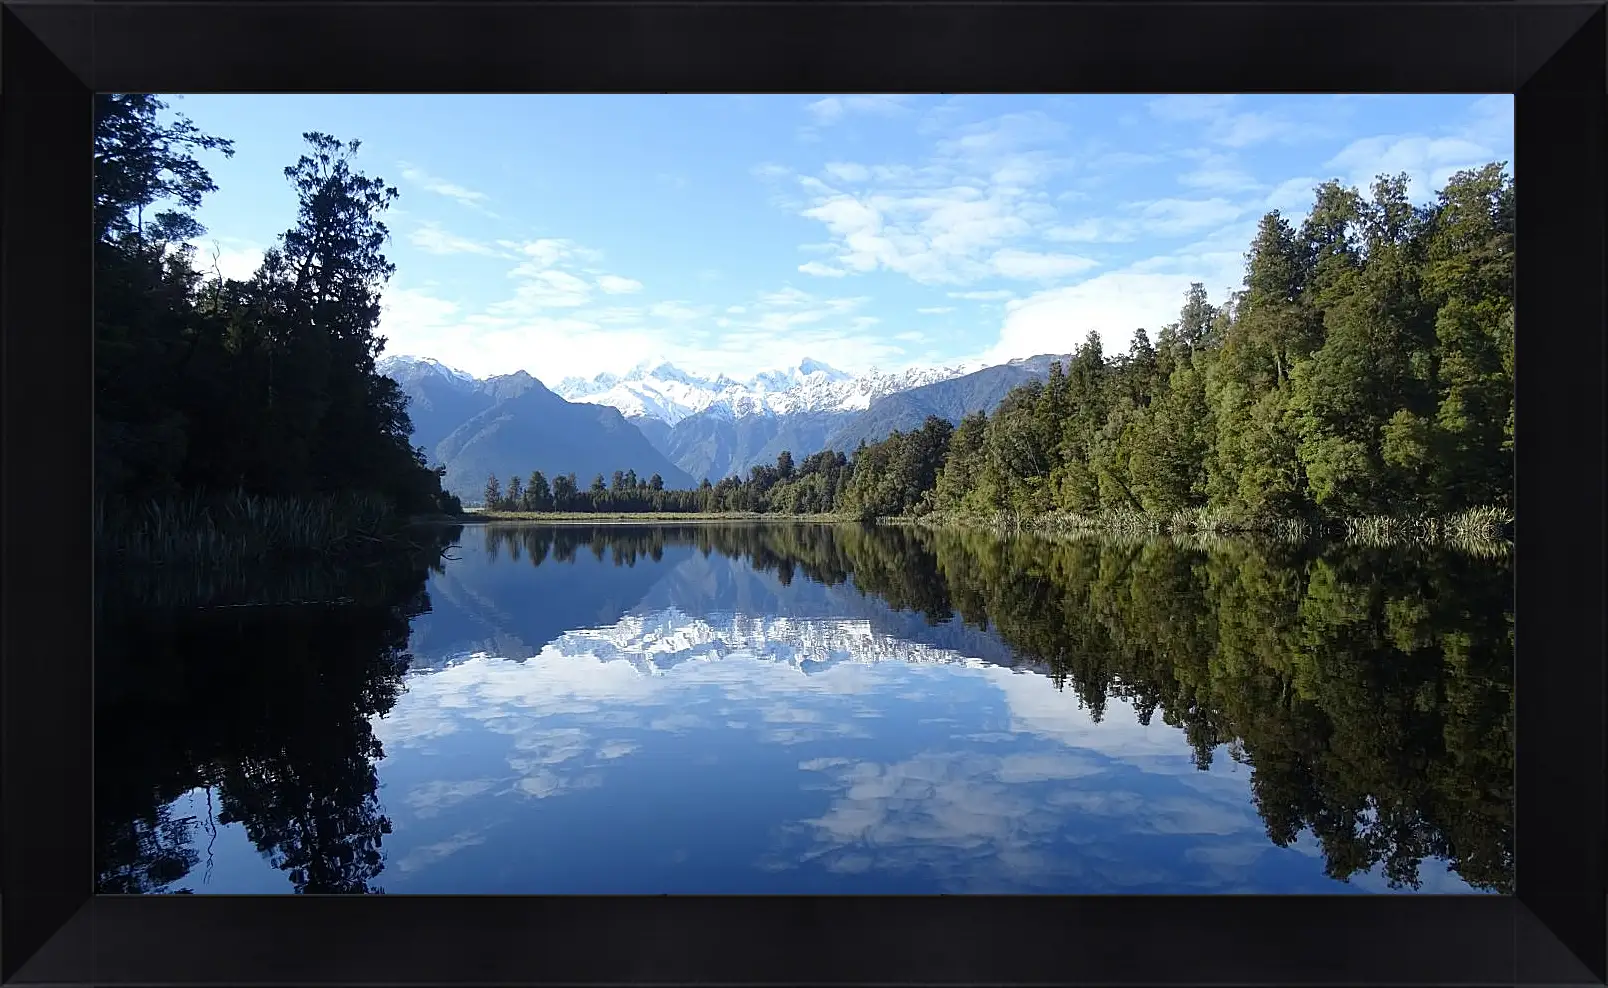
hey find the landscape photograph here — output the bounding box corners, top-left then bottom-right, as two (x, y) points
(94, 93), (1513, 895)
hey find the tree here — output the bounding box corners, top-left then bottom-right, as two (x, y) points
(94, 94), (236, 245)
(484, 475), (502, 508)
(649, 473), (664, 491)
(526, 470), (552, 511)
(506, 475), (524, 510)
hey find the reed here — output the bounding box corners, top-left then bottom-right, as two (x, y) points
(913, 504), (1509, 555)
(97, 489), (398, 569)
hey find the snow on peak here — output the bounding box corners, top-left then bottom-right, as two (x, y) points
(551, 357), (971, 424)
(377, 354), (478, 385)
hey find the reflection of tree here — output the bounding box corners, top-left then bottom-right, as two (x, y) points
(918, 530), (1514, 893)
(480, 522), (1513, 892)
(96, 802), (202, 894)
(96, 528), (458, 894)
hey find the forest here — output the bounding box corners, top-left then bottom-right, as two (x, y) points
(94, 95), (461, 597)
(481, 164), (1512, 539)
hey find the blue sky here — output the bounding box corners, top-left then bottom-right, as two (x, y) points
(171, 94), (1512, 384)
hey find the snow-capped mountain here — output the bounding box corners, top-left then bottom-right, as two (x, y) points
(376, 354), (478, 387)
(552, 357), (979, 426)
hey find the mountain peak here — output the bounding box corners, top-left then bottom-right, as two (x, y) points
(796, 357), (845, 378)
(377, 354), (478, 385)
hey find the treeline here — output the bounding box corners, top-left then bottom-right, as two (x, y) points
(95, 95), (461, 553)
(480, 166), (1512, 533)
(480, 448), (853, 514)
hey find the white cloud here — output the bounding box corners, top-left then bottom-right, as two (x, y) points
(191, 237), (265, 282)
(1458, 94), (1513, 150)
(410, 222), (502, 257)
(948, 290), (1015, 301)
(595, 275), (644, 294)
(397, 162), (496, 213)
(1146, 95), (1333, 149)
(798, 261), (849, 278)
(794, 177), (1039, 285)
(1177, 152), (1262, 193)
(1147, 94), (1234, 123)
(648, 300), (706, 322)
(989, 248), (1099, 281)
(805, 94), (913, 125)
(980, 235), (1242, 366)
(496, 267), (592, 311)
(1044, 219), (1138, 244)
(823, 162), (871, 183)
(1326, 134), (1497, 202)
(1132, 197), (1246, 237)
(916, 307), (955, 315)
(1263, 176), (1321, 217)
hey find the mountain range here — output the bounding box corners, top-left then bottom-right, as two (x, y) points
(378, 357), (695, 497)
(380, 353), (1068, 498)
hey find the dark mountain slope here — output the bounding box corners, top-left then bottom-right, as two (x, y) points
(431, 372), (696, 498)
(824, 354), (1070, 452)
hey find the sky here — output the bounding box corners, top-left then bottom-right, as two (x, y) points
(170, 93), (1512, 385)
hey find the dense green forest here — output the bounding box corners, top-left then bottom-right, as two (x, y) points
(481, 165), (1512, 538)
(95, 95), (460, 586)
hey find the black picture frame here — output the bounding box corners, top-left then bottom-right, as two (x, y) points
(3, 1), (1602, 984)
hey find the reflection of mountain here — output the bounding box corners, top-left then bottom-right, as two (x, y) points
(405, 528), (1031, 676)
(632, 549), (1032, 669)
(549, 609), (992, 679)
(404, 530), (693, 669)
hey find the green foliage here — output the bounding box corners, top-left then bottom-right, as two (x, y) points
(95, 98), (450, 592)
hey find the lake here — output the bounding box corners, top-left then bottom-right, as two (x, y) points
(95, 522), (1513, 895)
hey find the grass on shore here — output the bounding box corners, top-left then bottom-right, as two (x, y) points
(911, 505), (1512, 553)
(96, 490), (459, 610)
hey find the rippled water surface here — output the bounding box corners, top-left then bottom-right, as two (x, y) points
(96, 522), (1513, 894)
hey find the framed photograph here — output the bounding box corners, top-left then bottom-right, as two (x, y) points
(3, 1), (1602, 984)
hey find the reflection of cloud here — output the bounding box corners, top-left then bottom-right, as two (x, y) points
(770, 745), (1267, 892)
(398, 830), (487, 873)
(405, 779), (497, 819)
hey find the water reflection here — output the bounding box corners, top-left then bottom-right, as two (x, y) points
(96, 522), (1512, 894)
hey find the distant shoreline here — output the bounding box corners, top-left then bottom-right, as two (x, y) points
(423, 505), (1512, 551)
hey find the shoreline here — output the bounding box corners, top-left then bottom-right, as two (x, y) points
(423, 505), (1512, 551)
(440, 510), (852, 525)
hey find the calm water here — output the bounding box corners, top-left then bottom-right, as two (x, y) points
(96, 522), (1513, 895)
